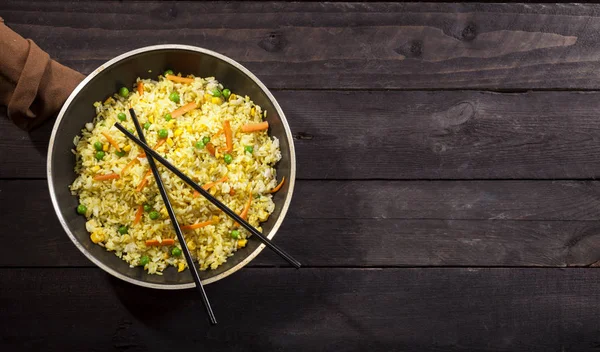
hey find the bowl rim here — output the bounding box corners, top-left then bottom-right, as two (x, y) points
(47, 44), (296, 289)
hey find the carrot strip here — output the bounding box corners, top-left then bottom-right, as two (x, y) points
(133, 205), (144, 225)
(268, 177), (286, 194)
(145, 238), (176, 246)
(121, 158), (139, 175)
(93, 173), (120, 181)
(170, 102), (197, 118)
(235, 190), (253, 226)
(229, 189), (236, 196)
(223, 120), (233, 153)
(181, 218), (219, 231)
(205, 142), (216, 156)
(213, 129), (224, 138)
(193, 175), (229, 197)
(137, 82), (144, 96)
(241, 121), (269, 133)
(165, 74), (194, 84)
(137, 139), (166, 158)
(136, 169), (153, 192)
(101, 132), (121, 152)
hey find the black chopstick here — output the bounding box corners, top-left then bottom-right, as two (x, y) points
(128, 109), (217, 325)
(114, 121), (301, 269)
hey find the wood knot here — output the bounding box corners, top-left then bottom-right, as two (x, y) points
(394, 40), (423, 58)
(258, 32), (287, 52)
(461, 22), (477, 41)
(293, 132), (313, 140)
(446, 102), (475, 125)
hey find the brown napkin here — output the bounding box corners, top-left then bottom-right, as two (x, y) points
(0, 18), (85, 130)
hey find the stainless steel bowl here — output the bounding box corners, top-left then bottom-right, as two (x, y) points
(47, 45), (296, 289)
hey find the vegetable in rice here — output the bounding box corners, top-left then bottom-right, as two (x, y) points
(70, 72), (282, 274)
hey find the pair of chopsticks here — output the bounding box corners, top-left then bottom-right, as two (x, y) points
(120, 108), (300, 324)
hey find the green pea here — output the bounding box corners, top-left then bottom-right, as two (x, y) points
(222, 89), (231, 100)
(128, 129), (135, 134)
(164, 113), (172, 121)
(164, 69), (174, 76)
(169, 92), (180, 103)
(118, 226), (128, 235)
(76, 204), (87, 215)
(171, 247), (182, 257)
(115, 150), (126, 157)
(195, 141), (205, 149)
(139, 255), (149, 266)
(202, 136), (210, 145)
(117, 112), (127, 121)
(95, 151), (105, 160)
(119, 87), (129, 98)
(143, 204), (152, 212)
(211, 89), (221, 97)
(223, 153), (233, 164)
(244, 145), (254, 154)
(144, 122), (151, 130)
(93, 141), (103, 151)
(230, 230), (240, 239)
(158, 129), (168, 139)
(149, 211), (160, 220)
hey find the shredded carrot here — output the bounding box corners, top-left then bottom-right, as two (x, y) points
(133, 205), (144, 225)
(136, 169), (153, 192)
(93, 173), (120, 181)
(171, 102), (198, 118)
(223, 120), (233, 153)
(229, 189), (236, 196)
(165, 74), (194, 84)
(205, 142), (216, 156)
(145, 238), (176, 246)
(268, 177), (286, 194)
(235, 190), (253, 226)
(137, 139), (166, 158)
(137, 82), (144, 96)
(181, 218), (219, 231)
(101, 132), (121, 152)
(121, 158), (139, 175)
(213, 129), (224, 138)
(241, 121), (269, 133)
(193, 175), (229, 197)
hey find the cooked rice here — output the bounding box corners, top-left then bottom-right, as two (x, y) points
(70, 74), (281, 274)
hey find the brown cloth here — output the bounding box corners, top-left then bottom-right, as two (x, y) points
(0, 18), (85, 130)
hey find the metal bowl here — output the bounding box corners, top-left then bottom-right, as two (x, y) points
(47, 45), (296, 289)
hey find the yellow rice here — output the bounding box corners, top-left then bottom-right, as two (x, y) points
(70, 74), (281, 274)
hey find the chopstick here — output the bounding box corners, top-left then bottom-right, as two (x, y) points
(114, 121), (301, 269)
(128, 109), (217, 325)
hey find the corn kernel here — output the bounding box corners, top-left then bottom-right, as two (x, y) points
(174, 129), (183, 137)
(187, 241), (196, 250)
(211, 97), (222, 105)
(167, 120), (176, 129)
(251, 107), (255, 116)
(91, 165), (101, 173)
(163, 252), (169, 260)
(209, 187), (217, 196)
(167, 137), (174, 147)
(186, 126), (193, 133)
(123, 145), (132, 152)
(212, 215), (219, 223)
(238, 239), (248, 248)
(90, 231), (104, 244)
(229, 93), (236, 101)
(204, 93), (212, 101)
(102, 144), (109, 152)
(178, 262), (185, 272)
(148, 115), (154, 123)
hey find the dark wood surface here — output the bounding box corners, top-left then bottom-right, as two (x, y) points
(3, 1), (600, 351)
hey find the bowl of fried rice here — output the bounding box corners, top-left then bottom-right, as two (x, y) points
(47, 45), (295, 289)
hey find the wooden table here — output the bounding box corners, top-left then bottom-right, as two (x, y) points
(3, 2), (600, 350)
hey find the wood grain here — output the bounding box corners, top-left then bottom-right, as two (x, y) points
(5, 179), (600, 268)
(2, 2), (600, 89)
(7, 90), (600, 179)
(2, 267), (600, 351)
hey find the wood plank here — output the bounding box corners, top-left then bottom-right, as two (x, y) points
(2, 2), (600, 89)
(5, 179), (600, 268)
(7, 90), (600, 179)
(2, 267), (600, 351)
